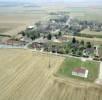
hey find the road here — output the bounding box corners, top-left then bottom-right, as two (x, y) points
(95, 62), (102, 84)
(99, 62), (102, 79)
(0, 44), (24, 49)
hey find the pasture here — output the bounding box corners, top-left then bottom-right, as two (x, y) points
(0, 49), (102, 100)
(57, 57), (100, 82)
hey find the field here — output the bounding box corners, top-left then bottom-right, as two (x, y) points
(0, 49), (64, 100)
(0, 14), (48, 36)
(0, 5), (49, 36)
(66, 7), (102, 22)
(0, 3), (67, 36)
(64, 35), (102, 45)
(0, 49), (102, 100)
(80, 29), (102, 37)
(57, 57), (100, 82)
(1, 4), (102, 36)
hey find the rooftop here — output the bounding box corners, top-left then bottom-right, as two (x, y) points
(73, 67), (87, 74)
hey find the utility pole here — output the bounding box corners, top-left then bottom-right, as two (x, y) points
(48, 44), (51, 68)
(49, 52), (51, 68)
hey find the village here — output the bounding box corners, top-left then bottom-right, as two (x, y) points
(1, 0), (102, 99)
(0, 13), (102, 61)
(0, 13), (102, 80)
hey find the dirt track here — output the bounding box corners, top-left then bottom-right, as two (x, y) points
(0, 49), (102, 100)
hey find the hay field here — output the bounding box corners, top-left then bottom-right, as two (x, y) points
(0, 49), (102, 100)
(67, 7), (102, 22)
(0, 49), (64, 100)
(0, 13), (47, 36)
(0, 4), (66, 36)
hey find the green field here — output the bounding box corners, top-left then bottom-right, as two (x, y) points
(57, 57), (100, 82)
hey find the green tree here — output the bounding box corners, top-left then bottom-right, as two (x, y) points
(72, 37), (76, 44)
(47, 33), (52, 40)
(58, 31), (62, 37)
(86, 42), (92, 48)
(80, 40), (84, 46)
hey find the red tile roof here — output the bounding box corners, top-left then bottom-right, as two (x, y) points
(73, 67), (86, 74)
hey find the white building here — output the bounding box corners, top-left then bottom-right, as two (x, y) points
(27, 26), (34, 30)
(72, 67), (88, 78)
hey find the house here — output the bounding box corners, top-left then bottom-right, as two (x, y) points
(32, 37), (48, 49)
(52, 37), (61, 43)
(59, 36), (69, 42)
(27, 26), (34, 30)
(20, 36), (32, 43)
(72, 67), (88, 78)
(5, 39), (26, 46)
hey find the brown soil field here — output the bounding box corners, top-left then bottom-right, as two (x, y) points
(0, 49), (102, 100)
(0, 4), (67, 36)
(0, 14), (47, 36)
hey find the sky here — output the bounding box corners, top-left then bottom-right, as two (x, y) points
(0, 0), (101, 2)
(0, 0), (102, 6)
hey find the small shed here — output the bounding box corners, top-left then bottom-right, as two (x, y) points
(72, 67), (88, 78)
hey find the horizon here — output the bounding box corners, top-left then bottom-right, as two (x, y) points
(0, 0), (102, 6)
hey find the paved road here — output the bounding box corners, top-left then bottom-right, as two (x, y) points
(0, 44), (24, 49)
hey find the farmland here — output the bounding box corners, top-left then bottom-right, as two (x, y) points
(0, 13), (48, 36)
(80, 29), (102, 38)
(67, 7), (102, 22)
(80, 29), (102, 36)
(0, 49), (64, 100)
(0, 49), (102, 100)
(0, 3), (66, 36)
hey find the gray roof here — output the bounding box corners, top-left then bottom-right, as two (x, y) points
(34, 37), (48, 44)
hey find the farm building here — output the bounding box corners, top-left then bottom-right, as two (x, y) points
(5, 39), (26, 46)
(31, 37), (48, 49)
(20, 36), (32, 43)
(59, 36), (69, 42)
(27, 25), (34, 30)
(72, 67), (88, 78)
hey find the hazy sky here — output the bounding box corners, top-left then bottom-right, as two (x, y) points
(0, 0), (101, 2)
(0, 0), (102, 5)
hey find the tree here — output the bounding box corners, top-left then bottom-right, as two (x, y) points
(72, 37), (76, 44)
(80, 40), (84, 46)
(31, 36), (36, 40)
(18, 31), (25, 36)
(47, 33), (52, 40)
(65, 47), (69, 54)
(86, 42), (92, 48)
(58, 31), (62, 37)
